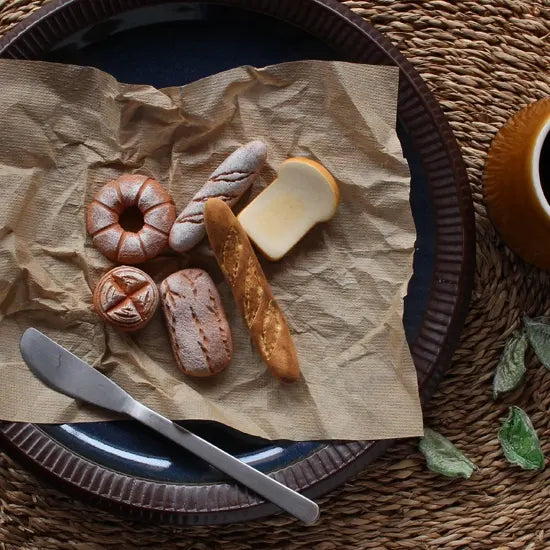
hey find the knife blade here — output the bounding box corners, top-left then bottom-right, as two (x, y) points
(19, 328), (320, 525)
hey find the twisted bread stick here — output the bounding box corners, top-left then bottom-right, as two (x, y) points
(169, 140), (267, 253)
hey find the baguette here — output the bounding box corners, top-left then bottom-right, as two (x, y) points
(169, 140), (267, 253)
(204, 198), (300, 382)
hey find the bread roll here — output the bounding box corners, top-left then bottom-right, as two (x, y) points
(93, 266), (159, 331)
(204, 198), (300, 382)
(87, 174), (176, 264)
(160, 269), (233, 377)
(169, 140), (267, 254)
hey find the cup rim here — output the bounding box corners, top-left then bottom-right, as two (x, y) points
(532, 117), (550, 218)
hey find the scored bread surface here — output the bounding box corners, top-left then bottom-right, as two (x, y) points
(93, 266), (159, 331)
(204, 198), (300, 382)
(169, 141), (267, 253)
(160, 269), (233, 377)
(87, 174), (176, 263)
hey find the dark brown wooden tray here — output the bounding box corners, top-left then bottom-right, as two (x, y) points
(0, 0), (475, 524)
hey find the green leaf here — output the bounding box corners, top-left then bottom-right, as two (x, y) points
(524, 315), (550, 369)
(499, 406), (545, 470)
(419, 428), (477, 479)
(493, 331), (528, 399)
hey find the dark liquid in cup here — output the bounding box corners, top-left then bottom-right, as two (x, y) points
(541, 132), (550, 204)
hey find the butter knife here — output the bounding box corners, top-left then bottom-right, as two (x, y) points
(19, 328), (319, 524)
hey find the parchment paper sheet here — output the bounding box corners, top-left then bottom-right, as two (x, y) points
(0, 59), (423, 440)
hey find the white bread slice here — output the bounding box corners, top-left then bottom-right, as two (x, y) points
(238, 157), (339, 261)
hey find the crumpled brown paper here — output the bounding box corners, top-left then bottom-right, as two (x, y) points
(0, 58), (422, 441)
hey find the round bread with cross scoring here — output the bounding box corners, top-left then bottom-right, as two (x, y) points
(93, 266), (159, 332)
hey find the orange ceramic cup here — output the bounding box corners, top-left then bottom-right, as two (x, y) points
(484, 98), (550, 269)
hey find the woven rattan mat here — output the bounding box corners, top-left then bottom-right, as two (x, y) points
(1, 1), (550, 548)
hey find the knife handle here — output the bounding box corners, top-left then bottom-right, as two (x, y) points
(126, 401), (319, 525)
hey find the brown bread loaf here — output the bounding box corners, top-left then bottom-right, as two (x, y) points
(160, 269), (233, 377)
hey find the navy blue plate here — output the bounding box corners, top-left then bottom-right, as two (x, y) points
(0, 0), (474, 524)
